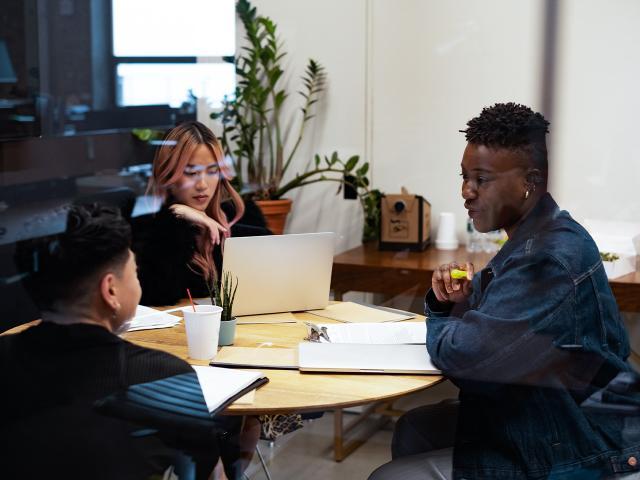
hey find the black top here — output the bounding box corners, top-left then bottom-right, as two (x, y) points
(132, 200), (270, 306)
(0, 322), (194, 479)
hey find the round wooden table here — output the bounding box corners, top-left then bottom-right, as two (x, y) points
(123, 310), (442, 415)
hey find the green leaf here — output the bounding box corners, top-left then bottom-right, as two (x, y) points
(356, 162), (369, 176)
(274, 90), (287, 108)
(330, 151), (339, 165)
(315, 154), (321, 167)
(345, 155), (359, 172)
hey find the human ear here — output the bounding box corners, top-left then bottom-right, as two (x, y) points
(99, 273), (119, 311)
(525, 168), (543, 190)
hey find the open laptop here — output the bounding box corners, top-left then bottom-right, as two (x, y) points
(222, 232), (335, 316)
(298, 343), (441, 374)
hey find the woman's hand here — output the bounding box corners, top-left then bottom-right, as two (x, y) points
(432, 262), (475, 304)
(170, 204), (227, 246)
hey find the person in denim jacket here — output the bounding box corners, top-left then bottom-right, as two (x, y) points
(370, 103), (640, 480)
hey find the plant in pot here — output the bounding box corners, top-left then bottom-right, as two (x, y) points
(211, 0), (373, 235)
(207, 271), (239, 346)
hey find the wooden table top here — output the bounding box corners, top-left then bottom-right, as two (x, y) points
(332, 243), (640, 312)
(4, 309), (442, 415)
(334, 242), (494, 272)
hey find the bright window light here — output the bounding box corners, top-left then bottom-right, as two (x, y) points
(112, 0), (235, 57)
(116, 63), (235, 108)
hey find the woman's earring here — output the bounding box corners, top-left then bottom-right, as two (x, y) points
(525, 190), (530, 200)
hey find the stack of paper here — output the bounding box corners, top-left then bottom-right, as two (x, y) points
(298, 343), (440, 374)
(193, 365), (267, 413)
(127, 305), (186, 331)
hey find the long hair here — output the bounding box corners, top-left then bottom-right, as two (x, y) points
(149, 121), (245, 283)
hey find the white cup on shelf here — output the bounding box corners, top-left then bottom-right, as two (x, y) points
(435, 212), (459, 250)
(183, 305), (223, 360)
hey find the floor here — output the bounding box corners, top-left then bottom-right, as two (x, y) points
(242, 380), (459, 480)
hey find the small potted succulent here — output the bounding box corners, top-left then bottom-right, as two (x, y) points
(207, 271), (239, 346)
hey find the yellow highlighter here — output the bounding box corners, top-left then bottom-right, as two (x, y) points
(450, 268), (468, 280)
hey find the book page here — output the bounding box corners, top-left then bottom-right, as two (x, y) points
(192, 366), (265, 413)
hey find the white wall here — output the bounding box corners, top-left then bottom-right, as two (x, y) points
(370, 0), (545, 242)
(551, 0), (640, 224)
(203, 0), (640, 253)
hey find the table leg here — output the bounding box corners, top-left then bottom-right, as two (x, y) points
(333, 403), (392, 462)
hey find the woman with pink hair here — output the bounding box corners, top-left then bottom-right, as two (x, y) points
(133, 121), (267, 306)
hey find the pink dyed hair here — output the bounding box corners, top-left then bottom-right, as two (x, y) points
(148, 121), (245, 283)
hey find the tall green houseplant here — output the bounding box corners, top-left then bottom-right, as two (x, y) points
(211, 0), (370, 201)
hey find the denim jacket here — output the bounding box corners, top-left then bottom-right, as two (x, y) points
(426, 194), (640, 479)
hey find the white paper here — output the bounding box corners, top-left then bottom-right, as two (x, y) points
(193, 365), (265, 413)
(298, 343), (440, 374)
(128, 305), (185, 331)
(313, 322), (426, 344)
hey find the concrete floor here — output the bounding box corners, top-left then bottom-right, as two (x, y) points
(242, 381), (459, 480)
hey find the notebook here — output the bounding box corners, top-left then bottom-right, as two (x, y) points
(212, 346), (298, 370)
(192, 366), (268, 413)
(297, 343), (440, 374)
(222, 232), (335, 316)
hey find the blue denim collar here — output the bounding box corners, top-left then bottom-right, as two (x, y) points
(488, 192), (560, 273)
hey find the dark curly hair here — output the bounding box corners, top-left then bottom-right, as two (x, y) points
(461, 102), (550, 172)
(15, 204), (131, 312)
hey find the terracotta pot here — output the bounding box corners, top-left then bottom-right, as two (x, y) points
(255, 199), (293, 235)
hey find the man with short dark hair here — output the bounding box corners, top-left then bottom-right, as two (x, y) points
(370, 103), (640, 479)
(0, 205), (241, 479)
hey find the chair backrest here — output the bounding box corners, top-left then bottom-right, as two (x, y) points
(95, 372), (222, 459)
(74, 187), (137, 220)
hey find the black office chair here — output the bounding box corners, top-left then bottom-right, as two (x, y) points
(95, 372), (225, 480)
(74, 186), (137, 220)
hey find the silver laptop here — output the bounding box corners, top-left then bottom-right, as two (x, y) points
(298, 343), (441, 374)
(223, 232), (335, 316)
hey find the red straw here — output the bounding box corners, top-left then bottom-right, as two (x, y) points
(186, 288), (196, 312)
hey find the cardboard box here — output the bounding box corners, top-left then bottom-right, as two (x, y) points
(379, 193), (430, 251)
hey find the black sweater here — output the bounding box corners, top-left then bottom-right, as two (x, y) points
(0, 322), (193, 479)
(132, 201), (270, 306)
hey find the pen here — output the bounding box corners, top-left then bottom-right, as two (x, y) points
(451, 268), (468, 280)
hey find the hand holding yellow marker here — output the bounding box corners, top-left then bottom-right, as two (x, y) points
(450, 268), (469, 280)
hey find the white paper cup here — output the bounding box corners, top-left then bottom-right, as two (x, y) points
(436, 212), (459, 250)
(183, 305), (223, 360)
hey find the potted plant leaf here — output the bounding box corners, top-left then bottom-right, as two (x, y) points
(211, 0), (373, 234)
(207, 271), (239, 346)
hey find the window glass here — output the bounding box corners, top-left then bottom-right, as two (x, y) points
(116, 62), (235, 108)
(112, 0), (235, 57)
